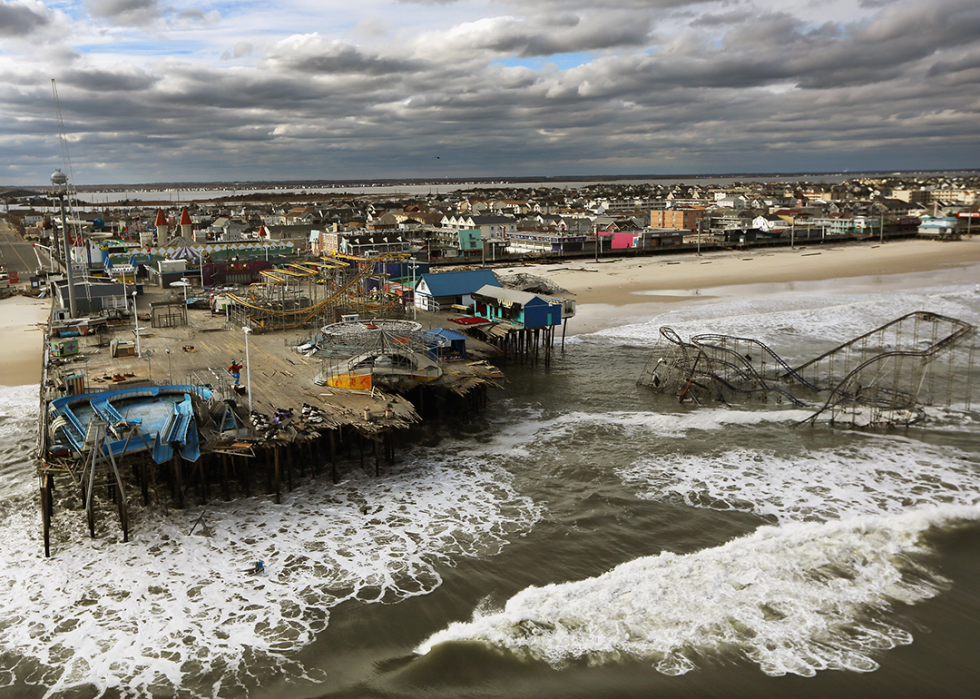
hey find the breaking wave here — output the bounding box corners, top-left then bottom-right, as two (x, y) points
(418, 506), (978, 676)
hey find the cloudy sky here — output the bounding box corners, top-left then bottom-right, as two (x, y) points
(2, 0), (978, 185)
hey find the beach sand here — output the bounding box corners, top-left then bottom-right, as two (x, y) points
(0, 295), (51, 386)
(490, 238), (980, 334)
(1, 239), (978, 382)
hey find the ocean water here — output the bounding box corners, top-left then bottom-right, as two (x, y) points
(2, 274), (980, 698)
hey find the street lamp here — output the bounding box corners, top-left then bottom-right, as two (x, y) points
(166, 348), (172, 384)
(242, 326), (253, 414)
(50, 169), (78, 318)
(409, 258), (418, 320)
(173, 278), (190, 304)
(132, 291), (141, 358)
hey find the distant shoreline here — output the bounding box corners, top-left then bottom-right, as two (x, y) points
(7, 168), (979, 192)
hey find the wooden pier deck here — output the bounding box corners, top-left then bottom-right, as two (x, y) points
(37, 286), (505, 555)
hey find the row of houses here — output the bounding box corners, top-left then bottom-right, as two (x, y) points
(8, 175), (979, 265)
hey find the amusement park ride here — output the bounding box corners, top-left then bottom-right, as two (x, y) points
(223, 252), (413, 330)
(639, 311), (979, 428)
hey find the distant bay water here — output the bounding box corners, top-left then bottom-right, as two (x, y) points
(63, 171), (974, 206)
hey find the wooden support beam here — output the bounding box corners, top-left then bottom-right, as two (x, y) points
(273, 446), (282, 504)
(41, 472), (51, 558)
(140, 460), (150, 506)
(240, 454), (251, 497)
(172, 453), (185, 510)
(221, 454), (231, 501)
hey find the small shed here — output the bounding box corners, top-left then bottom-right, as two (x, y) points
(422, 327), (468, 359)
(151, 301), (188, 328)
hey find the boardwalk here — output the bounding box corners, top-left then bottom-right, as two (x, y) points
(38, 284), (505, 555)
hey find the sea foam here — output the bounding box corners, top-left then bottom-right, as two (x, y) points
(417, 505), (979, 676)
(0, 443), (538, 696)
(619, 435), (980, 524)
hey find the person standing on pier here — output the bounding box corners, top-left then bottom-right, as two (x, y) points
(228, 359), (243, 385)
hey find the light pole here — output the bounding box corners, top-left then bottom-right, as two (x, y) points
(409, 258), (418, 320)
(175, 277), (189, 304)
(132, 291), (141, 358)
(166, 348), (172, 384)
(51, 169), (78, 318)
(242, 326), (253, 413)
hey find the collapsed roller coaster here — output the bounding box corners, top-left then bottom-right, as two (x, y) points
(637, 311), (979, 427)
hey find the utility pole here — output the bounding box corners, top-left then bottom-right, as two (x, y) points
(132, 291), (141, 357)
(242, 326), (253, 414)
(409, 258), (418, 320)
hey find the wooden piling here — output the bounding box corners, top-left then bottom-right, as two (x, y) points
(240, 454), (251, 497)
(172, 453), (185, 510)
(273, 446), (282, 504)
(221, 454), (231, 501)
(41, 472), (51, 558)
(140, 460), (150, 506)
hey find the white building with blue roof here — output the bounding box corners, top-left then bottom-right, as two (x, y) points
(414, 269), (500, 312)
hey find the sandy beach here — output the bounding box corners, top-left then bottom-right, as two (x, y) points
(0, 295), (51, 387)
(491, 237), (980, 334)
(1, 238), (978, 383)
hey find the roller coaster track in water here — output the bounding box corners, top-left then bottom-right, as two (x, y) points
(638, 311), (978, 427)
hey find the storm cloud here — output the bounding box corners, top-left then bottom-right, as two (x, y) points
(0, 0), (977, 184)
(0, 0), (55, 36)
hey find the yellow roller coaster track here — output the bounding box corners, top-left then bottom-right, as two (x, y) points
(227, 253), (404, 328)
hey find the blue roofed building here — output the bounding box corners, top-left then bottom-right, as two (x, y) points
(470, 285), (564, 329)
(414, 269), (500, 312)
(422, 327), (470, 359)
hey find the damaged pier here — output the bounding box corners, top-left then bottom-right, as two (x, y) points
(36, 281), (504, 557)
